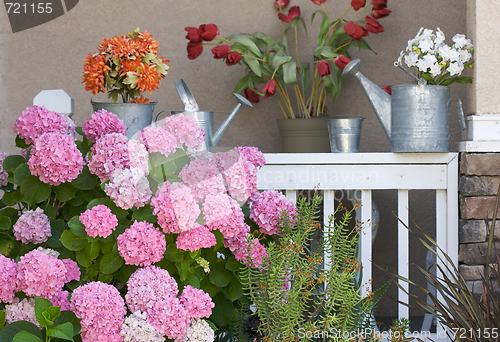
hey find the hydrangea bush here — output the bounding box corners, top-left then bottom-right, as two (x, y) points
(0, 104), (296, 341)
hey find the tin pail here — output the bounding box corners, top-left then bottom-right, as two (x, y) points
(91, 101), (157, 139)
(391, 84), (450, 152)
(327, 116), (364, 153)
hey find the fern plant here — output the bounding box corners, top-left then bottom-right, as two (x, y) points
(240, 193), (389, 342)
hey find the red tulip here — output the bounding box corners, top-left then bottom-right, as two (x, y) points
(371, 0), (387, 9)
(244, 88), (260, 103)
(344, 21), (367, 42)
(334, 55), (352, 71)
(261, 79), (276, 99)
(274, 0), (290, 9)
(212, 45), (231, 59)
(185, 27), (201, 43)
(382, 85), (392, 95)
(364, 16), (384, 33)
(311, 0), (326, 5)
(372, 9), (391, 18)
(317, 60), (331, 77)
(351, 0), (366, 11)
(278, 6), (300, 23)
(225, 51), (242, 66)
(198, 24), (219, 41)
(187, 41), (203, 60)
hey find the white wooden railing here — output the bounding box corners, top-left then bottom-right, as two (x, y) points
(257, 153), (459, 341)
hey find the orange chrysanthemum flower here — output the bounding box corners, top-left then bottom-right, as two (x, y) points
(120, 59), (142, 77)
(131, 63), (162, 94)
(129, 95), (151, 103)
(82, 54), (111, 95)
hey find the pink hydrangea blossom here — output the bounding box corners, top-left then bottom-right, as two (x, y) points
(51, 290), (71, 310)
(163, 114), (205, 151)
(88, 133), (130, 182)
(120, 311), (165, 342)
(179, 158), (226, 202)
(5, 298), (39, 327)
(139, 126), (177, 157)
(62, 258), (80, 283)
(13, 207), (51, 244)
(79, 204), (118, 238)
(70, 281), (126, 342)
(176, 224), (216, 252)
(0, 254), (17, 303)
(235, 146), (266, 169)
(147, 297), (190, 339)
(16, 249), (67, 300)
(28, 132), (84, 185)
(179, 285), (215, 319)
(128, 140), (149, 176)
(13, 105), (67, 144)
(117, 221), (166, 266)
(0, 152), (11, 187)
(214, 150), (258, 202)
(202, 193), (246, 238)
(104, 168), (152, 210)
(82, 109), (127, 142)
(223, 228), (251, 262)
(151, 181), (200, 234)
(126, 266), (179, 313)
(250, 189), (297, 235)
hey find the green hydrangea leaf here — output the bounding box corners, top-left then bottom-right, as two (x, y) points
(0, 216), (11, 230)
(20, 176), (51, 205)
(54, 183), (78, 202)
(210, 262), (233, 287)
(99, 251), (124, 274)
(12, 331), (42, 342)
(13, 163), (31, 185)
(60, 230), (87, 251)
(0, 310), (6, 330)
(53, 311), (81, 337)
(68, 217), (87, 237)
(3, 155), (26, 172)
(34, 296), (54, 328)
(47, 322), (74, 341)
(71, 166), (98, 191)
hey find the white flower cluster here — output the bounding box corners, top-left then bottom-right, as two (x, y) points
(175, 319), (215, 342)
(120, 311), (165, 342)
(36, 246), (60, 258)
(398, 27), (473, 80)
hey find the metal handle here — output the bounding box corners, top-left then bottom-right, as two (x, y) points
(155, 110), (171, 123)
(456, 99), (466, 131)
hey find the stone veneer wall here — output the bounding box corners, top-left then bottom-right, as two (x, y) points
(459, 153), (500, 293)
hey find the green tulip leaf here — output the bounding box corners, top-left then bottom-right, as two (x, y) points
(226, 34), (262, 58)
(2, 155), (26, 172)
(99, 251), (124, 274)
(60, 230), (87, 251)
(243, 55), (262, 78)
(283, 61), (298, 84)
(271, 55), (293, 69)
(20, 176), (51, 205)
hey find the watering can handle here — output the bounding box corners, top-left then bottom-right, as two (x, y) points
(456, 99), (466, 131)
(154, 110), (171, 123)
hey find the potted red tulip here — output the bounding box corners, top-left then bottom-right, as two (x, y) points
(184, 0), (391, 152)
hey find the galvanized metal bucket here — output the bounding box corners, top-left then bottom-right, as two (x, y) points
(91, 101), (157, 139)
(391, 84), (450, 152)
(327, 116), (364, 153)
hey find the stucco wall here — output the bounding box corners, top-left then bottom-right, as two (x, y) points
(0, 0), (468, 325)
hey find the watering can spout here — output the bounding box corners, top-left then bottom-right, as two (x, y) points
(342, 59), (392, 140)
(212, 93), (252, 147)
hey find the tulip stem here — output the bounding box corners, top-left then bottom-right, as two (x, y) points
(215, 35), (233, 45)
(241, 54), (268, 63)
(334, 39), (353, 53)
(321, 3), (332, 23)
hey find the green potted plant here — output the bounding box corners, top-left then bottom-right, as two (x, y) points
(82, 28), (171, 137)
(184, 0), (391, 152)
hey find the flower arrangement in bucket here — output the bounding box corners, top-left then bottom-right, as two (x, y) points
(82, 28), (170, 103)
(184, 0), (392, 119)
(0, 103), (301, 341)
(396, 27), (474, 85)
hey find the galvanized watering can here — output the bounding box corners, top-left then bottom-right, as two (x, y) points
(342, 59), (466, 152)
(157, 79), (252, 151)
